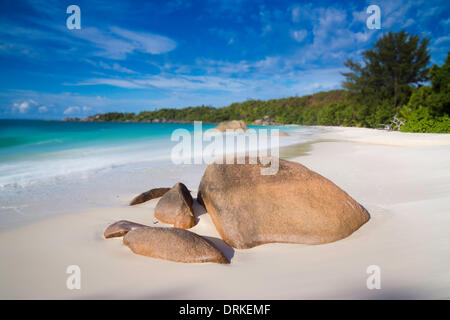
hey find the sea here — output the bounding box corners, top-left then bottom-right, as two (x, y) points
(0, 119), (322, 229)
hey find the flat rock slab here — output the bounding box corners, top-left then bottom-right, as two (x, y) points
(123, 227), (229, 264)
(129, 188), (171, 205)
(199, 157), (370, 249)
(154, 183), (196, 229)
(104, 220), (148, 238)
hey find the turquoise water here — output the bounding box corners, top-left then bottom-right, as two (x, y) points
(0, 120), (214, 161)
(0, 120), (213, 186)
(0, 119), (321, 228)
(0, 119), (310, 187)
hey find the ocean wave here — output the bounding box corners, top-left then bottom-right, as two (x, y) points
(0, 125), (322, 188)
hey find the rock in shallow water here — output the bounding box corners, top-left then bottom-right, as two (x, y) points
(214, 120), (247, 132)
(154, 183), (196, 229)
(123, 227), (229, 264)
(129, 188), (171, 206)
(198, 157), (370, 249)
(104, 220), (148, 238)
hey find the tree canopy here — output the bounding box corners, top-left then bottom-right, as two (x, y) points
(342, 30), (431, 108)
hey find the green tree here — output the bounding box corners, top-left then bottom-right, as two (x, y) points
(429, 52), (450, 115)
(342, 30), (431, 112)
(398, 51), (450, 133)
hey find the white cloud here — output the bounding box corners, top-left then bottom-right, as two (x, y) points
(352, 10), (367, 24)
(110, 26), (177, 54)
(66, 64), (345, 102)
(98, 61), (137, 74)
(38, 106), (48, 113)
(291, 29), (307, 42)
(63, 106), (81, 115)
(402, 18), (415, 28)
(12, 99), (36, 113)
(133, 75), (248, 92)
(13, 102), (30, 113)
(196, 56), (280, 75)
(354, 32), (371, 42)
(291, 6), (301, 23)
(68, 79), (145, 89)
(434, 36), (450, 45)
(318, 7), (347, 28)
(1, 90), (119, 118)
(290, 4), (314, 23)
(73, 26), (177, 60)
(380, 0), (413, 28)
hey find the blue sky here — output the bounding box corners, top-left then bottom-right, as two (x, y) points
(0, 0), (449, 119)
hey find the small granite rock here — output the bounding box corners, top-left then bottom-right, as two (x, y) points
(123, 227), (229, 264)
(129, 187), (171, 205)
(104, 220), (148, 238)
(154, 183), (196, 229)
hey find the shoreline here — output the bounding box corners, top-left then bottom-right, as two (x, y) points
(0, 123), (321, 231)
(1, 126), (449, 299)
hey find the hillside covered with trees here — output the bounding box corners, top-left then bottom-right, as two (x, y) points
(73, 31), (449, 133)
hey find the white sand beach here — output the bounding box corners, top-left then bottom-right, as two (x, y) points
(1, 126), (449, 299)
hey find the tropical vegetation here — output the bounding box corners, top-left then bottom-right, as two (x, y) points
(82, 31), (449, 133)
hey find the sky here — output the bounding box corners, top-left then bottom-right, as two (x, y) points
(0, 0), (449, 119)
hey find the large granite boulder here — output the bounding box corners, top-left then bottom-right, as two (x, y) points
(104, 220), (147, 238)
(123, 227), (229, 264)
(154, 183), (196, 229)
(215, 120), (247, 132)
(129, 187), (170, 205)
(198, 157), (370, 249)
